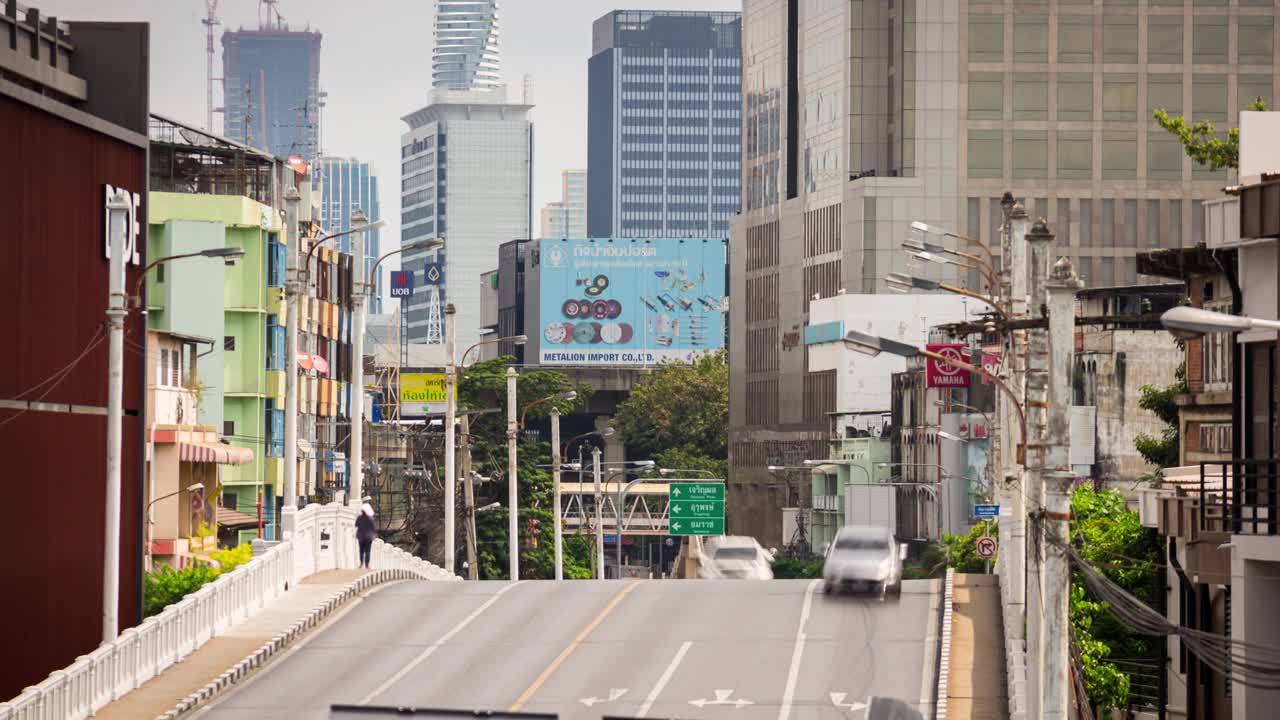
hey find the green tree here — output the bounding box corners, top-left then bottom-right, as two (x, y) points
(1069, 486), (1161, 712)
(1153, 98), (1268, 170)
(475, 506), (594, 580)
(613, 351), (728, 462)
(1133, 377), (1186, 469)
(938, 522), (996, 574)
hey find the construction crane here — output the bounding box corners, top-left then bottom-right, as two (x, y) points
(202, 0), (220, 132)
(260, 0), (285, 30)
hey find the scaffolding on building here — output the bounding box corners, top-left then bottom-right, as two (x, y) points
(148, 113), (277, 205)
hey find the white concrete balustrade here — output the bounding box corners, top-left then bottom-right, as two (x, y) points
(0, 502), (455, 720)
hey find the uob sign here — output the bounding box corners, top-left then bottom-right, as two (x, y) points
(103, 184), (142, 267)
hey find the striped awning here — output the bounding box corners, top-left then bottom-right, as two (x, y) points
(179, 441), (254, 465)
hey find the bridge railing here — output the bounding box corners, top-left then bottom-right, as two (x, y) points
(0, 502), (455, 720)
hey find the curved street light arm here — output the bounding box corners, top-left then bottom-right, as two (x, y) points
(937, 282), (1010, 323)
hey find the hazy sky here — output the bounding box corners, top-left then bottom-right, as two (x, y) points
(38, 0), (740, 301)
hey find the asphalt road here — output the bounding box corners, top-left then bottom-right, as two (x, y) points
(197, 578), (941, 720)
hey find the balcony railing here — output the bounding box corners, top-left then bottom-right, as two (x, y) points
(1200, 459), (1279, 535)
(813, 495), (840, 512)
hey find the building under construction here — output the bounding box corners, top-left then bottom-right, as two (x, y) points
(221, 25), (321, 162)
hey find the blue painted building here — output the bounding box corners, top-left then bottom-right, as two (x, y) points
(588, 10), (742, 240)
(317, 156), (382, 314)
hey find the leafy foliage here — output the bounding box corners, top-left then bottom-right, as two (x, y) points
(938, 521), (997, 573)
(475, 506), (594, 580)
(210, 544), (253, 573)
(613, 351), (729, 462)
(1070, 486), (1161, 712)
(1133, 379), (1186, 469)
(771, 556), (823, 579)
(1153, 98), (1268, 171)
(143, 563), (221, 617)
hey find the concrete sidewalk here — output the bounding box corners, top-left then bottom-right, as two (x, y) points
(946, 574), (1009, 720)
(95, 569), (371, 720)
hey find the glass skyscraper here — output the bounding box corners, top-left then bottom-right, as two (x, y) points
(433, 0), (501, 92)
(540, 169), (587, 239)
(588, 10), (742, 240)
(221, 28), (322, 162)
(316, 156), (382, 314)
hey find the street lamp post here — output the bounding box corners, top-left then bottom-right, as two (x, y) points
(282, 187), (301, 535)
(885, 272), (1009, 322)
(444, 304), (457, 574)
(593, 447), (604, 578)
(612, 462), (657, 573)
(551, 407), (563, 580)
(561, 427), (613, 579)
(506, 367), (519, 579)
(104, 190), (247, 644)
(1159, 305), (1280, 337)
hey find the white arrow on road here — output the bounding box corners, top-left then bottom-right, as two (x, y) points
(580, 688), (629, 707)
(690, 689), (754, 708)
(829, 692), (868, 714)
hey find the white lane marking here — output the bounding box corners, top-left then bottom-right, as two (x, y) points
(777, 579), (821, 720)
(357, 581), (525, 705)
(637, 641), (691, 717)
(689, 689), (754, 708)
(580, 688), (629, 707)
(829, 692), (868, 714)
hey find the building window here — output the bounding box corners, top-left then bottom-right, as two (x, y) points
(1013, 131), (1048, 179)
(967, 130), (1003, 179)
(1014, 15), (1048, 63)
(1058, 15), (1093, 64)
(1013, 73), (1047, 120)
(969, 13), (1004, 63)
(1103, 15), (1138, 64)
(1057, 132), (1092, 180)
(160, 349), (170, 387)
(1149, 74), (1183, 116)
(1193, 16), (1228, 65)
(223, 420), (235, 437)
(225, 335), (236, 352)
(968, 72), (1002, 120)
(1198, 423), (1232, 454)
(1102, 131), (1137, 179)
(156, 263), (165, 283)
(1103, 73), (1138, 122)
(1058, 74), (1093, 121)
(1148, 16), (1183, 65)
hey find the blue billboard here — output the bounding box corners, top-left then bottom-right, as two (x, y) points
(538, 238), (726, 366)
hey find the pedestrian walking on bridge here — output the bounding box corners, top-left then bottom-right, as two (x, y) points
(356, 503), (377, 569)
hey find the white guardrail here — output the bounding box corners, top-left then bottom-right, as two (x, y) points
(0, 502), (455, 720)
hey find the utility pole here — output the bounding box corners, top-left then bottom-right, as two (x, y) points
(593, 447), (604, 579)
(443, 304), (457, 574)
(348, 210), (367, 508)
(281, 186), (300, 536)
(461, 413), (478, 580)
(102, 189), (130, 644)
(506, 367), (519, 580)
(1042, 248), (1082, 720)
(551, 407), (563, 581)
(1023, 213), (1055, 720)
(1003, 199), (1030, 652)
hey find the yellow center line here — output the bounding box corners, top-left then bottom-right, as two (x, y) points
(508, 581), (642, 712)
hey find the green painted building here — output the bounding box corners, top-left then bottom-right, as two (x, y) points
(146, 190), (288, 542)
(808, 435), (893, 554)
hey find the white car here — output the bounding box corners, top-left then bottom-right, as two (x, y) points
(822, 525), (906, 597)
(698, 536), (774, 580)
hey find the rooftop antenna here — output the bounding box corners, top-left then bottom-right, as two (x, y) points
(260, 0), (285, 30)
(202, 1), (222, 133)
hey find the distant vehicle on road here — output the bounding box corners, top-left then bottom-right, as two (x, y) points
(822, 525), (906, 598)
(699, 536), (774, 579)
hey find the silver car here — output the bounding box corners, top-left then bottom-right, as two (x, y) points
(822, 525), (906, 597)
(699, 536), (775, 580)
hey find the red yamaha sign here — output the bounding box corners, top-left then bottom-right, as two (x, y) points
(926, 343), (970, 388)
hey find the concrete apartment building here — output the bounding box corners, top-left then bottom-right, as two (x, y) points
(588, 10), (741, 240)
(729, 0), (1280, 544)
(540, 169), (588, 239)
(400, 0), (532, 350)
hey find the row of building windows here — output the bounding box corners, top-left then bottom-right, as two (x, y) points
(404, 171), (436, 191)
(402, 188), (433, 207)
(620, 53), (740, 66)
(403, 221), (436, 240)
(402, 153), (435, 175)
(967, 128), (1229, 181)
(968, 72), (1270, 124)
(970, 12), (1274, 66)
(622, 99), (740, 110)
(402, 205), (435, 224)
(621, 202), (739, 213)
(745, 272), (779, 322)
(401, 135), (435, 158)
(621, 151), (739, 162)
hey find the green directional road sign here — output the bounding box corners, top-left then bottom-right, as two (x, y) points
(668, 482), (725, 535)
(669, 517), (725, 536)
(668, 482), (724, 502)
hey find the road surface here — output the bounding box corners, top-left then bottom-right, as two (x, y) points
(197, 578), (941, 720)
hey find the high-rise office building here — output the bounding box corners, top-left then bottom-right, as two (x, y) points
(728, 0), (1278, 541)
(316, 157), (382, 314)
(433, 0), (501, 92)
(540, 169), (588, 238)
(222, 26), (322, 162)
(401, 0), (532, 350)
(588, 10), (742, 239)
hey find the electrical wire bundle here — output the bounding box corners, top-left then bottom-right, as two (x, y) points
(1063, 541), (1280, 690)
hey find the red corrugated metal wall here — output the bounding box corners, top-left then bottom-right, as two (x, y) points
(0, 94), (147, 700)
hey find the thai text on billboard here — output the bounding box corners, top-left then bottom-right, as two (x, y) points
(400, 373), (450, 416)
(538, 238), (726, 366)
